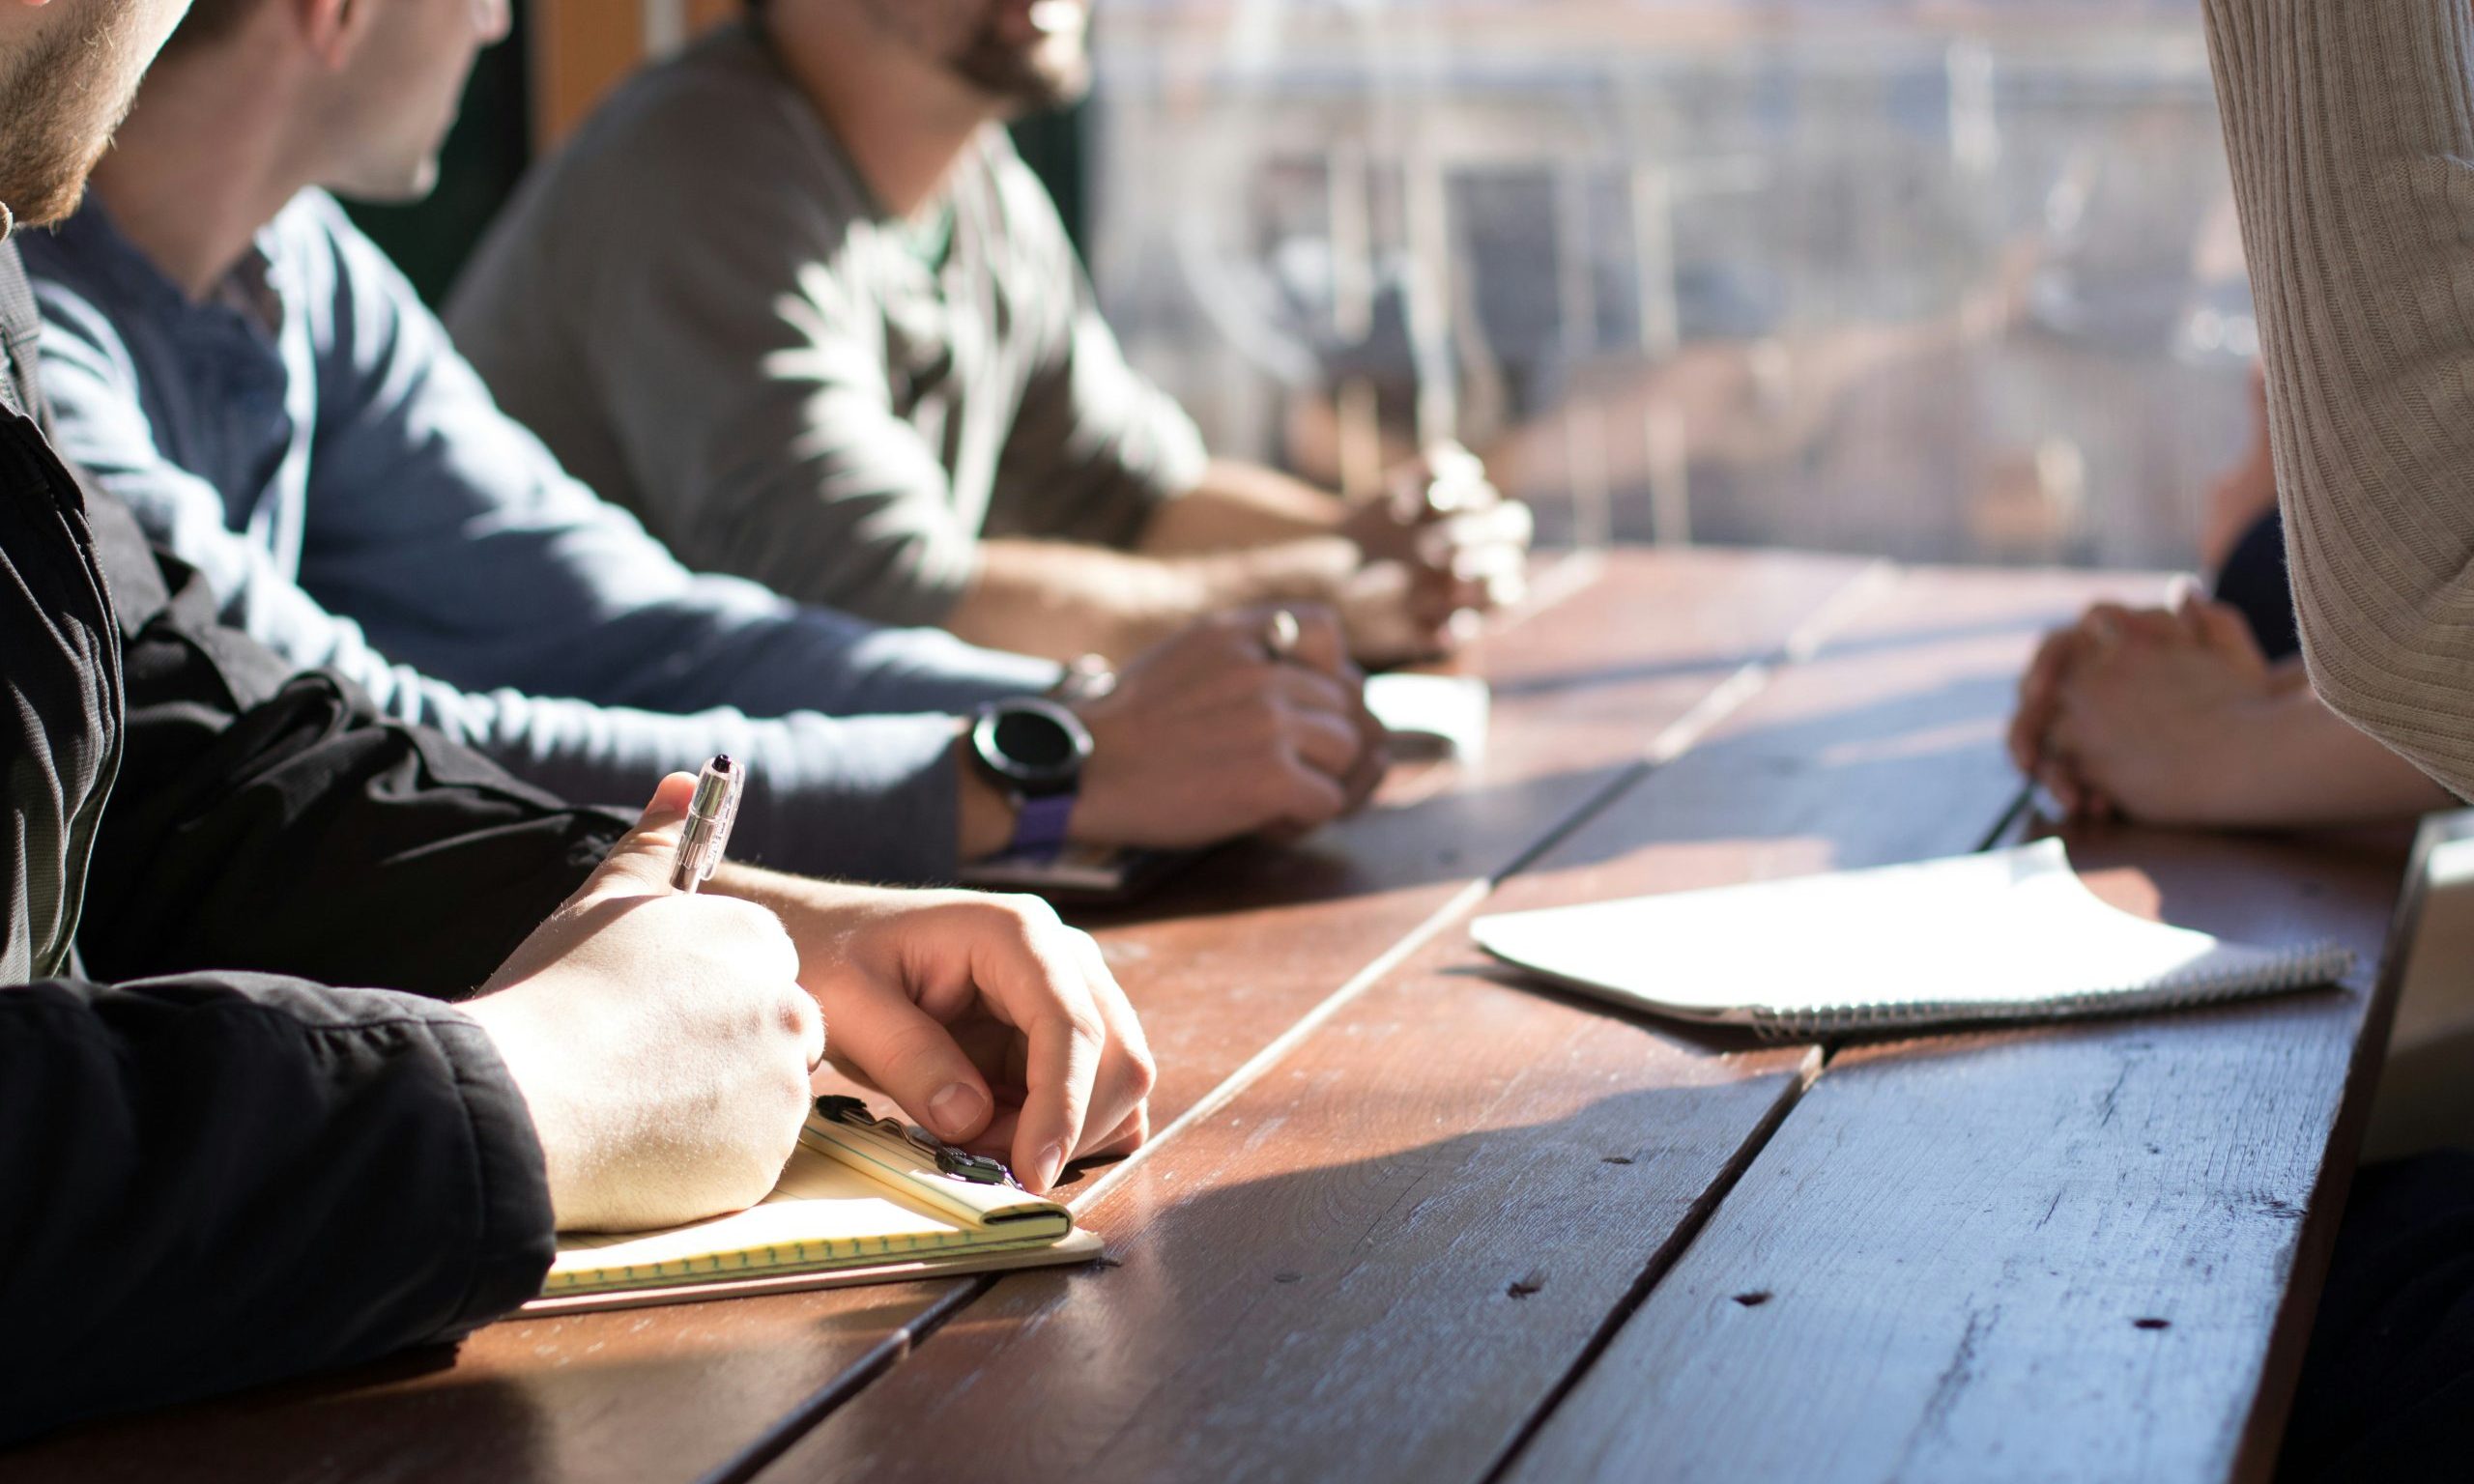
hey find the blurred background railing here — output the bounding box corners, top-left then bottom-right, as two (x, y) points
(1082, 0), (2253, 570)
(399, 0), (2252, 573)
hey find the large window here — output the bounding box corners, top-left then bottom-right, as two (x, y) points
(1085, 0), (2250, 569)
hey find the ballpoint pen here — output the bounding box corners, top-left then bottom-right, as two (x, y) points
(670, 755), (744, 894)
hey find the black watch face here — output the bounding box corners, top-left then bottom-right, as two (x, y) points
(977, 701), (1090, 793)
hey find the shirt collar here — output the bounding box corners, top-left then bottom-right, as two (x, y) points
(0, 241), (48, 422)
(47, 193), (289, 343)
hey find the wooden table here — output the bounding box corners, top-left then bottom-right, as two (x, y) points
(4, 548), (2410, 1484)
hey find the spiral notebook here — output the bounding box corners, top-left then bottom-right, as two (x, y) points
(1471, 840), (2353, 1040)
(524, 1097), (1101, 1315)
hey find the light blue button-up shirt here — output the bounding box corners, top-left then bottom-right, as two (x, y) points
(24, 189), (1059, 883)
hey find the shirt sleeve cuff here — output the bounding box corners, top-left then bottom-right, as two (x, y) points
(429, 1013), (559, 1333)
(721, 710), (981, 883)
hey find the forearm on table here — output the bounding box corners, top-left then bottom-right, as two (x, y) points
(2232, 682), (2457, 826)
(1136, 460), (1348, 555)
(2204, 0), (2474, 796)
(943, 535), (1357, 662)
(500, 703), (978, 886)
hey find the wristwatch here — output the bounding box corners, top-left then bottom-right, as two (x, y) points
(970, 697), (1094, 860)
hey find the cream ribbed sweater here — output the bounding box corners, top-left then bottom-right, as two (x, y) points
(2204, 0), (2474, 798)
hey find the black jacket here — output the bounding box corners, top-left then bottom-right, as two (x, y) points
(0, 240), (627, 1443)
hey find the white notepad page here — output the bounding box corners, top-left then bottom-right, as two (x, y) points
(1471, 840), (2353, 1038)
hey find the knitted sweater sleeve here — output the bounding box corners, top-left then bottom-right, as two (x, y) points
(2204, 0), (2474, 797)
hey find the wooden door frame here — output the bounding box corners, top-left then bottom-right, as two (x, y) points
(530, 0), (743, 150)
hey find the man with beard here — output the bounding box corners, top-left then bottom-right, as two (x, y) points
(0, 0), (1154, 1441)
(448, 0), (1535, 669)
(28, 0), (1389, 887)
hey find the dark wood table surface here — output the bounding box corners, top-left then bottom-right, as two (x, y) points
(4, 547), (2412, 1484)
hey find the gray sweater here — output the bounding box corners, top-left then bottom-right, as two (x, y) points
(2204, 0), (2474, 798)
(448, 20), (1209, 631)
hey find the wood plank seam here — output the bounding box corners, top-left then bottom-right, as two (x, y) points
(693, 1281), (988, 1484)
(1061, 558), (1901, 1221)
(708, 556), (1902, 1480)
(1484, 829), (2400, 1476)
(677, 546), (1870, 1484)
(2228, 865), (2421, 1484)
(724, 561), (2151, 1484)
(1474, 570), (2209, 1484)
(1473, 1045), (1829, 1484)
(690, 546), (1668, 1484)
(1469, 691), (2044, 1484)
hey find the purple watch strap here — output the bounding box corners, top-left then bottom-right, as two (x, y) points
(1006, 791), (1077, 861)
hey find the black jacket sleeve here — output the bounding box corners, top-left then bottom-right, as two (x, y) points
(0, 972), (555, 1443)
(75, 490), (630, 997)
(0, 251), (597, 1443)
(0, 506), (599, 1441)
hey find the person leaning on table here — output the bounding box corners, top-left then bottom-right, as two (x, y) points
(24, 0), (1386, 894)
(2196, 0), (2474, 1477)
(447, 0), (1536, 671)
(0, 0), (1155, 1444)
(2002, 362), (2454, 836)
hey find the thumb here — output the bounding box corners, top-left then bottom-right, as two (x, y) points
(818, 988), (998, 1145)
(580, 773), (700, 902)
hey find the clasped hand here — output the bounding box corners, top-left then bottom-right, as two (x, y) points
(2007, 587), (2280, 824)
(1340, 444), (1534, 665)
(1072, 603), (1389, 847)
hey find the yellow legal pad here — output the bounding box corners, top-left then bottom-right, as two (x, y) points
(526, 1099), (1100, 1315)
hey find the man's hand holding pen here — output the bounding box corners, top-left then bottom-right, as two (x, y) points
(469, 755), (1155, 1241)
(465, 772), (824, 1233)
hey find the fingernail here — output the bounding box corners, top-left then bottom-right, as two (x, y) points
(1033, 1141), (1067, 1192)
(928, 1083), (985, 1140)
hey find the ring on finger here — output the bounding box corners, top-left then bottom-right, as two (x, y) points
(1263, 608), (1301, 664)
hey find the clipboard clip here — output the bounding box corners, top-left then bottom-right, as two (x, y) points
(812, 1095), (1021, 1189)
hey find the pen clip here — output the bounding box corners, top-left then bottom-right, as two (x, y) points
(813, 1095), (1022, 1189)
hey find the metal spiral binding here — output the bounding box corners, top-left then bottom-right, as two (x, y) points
(1749, 937), (2356, 1042)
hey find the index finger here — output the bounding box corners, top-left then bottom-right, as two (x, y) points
(975, 931), (1106, 1193)
(1062, 929), (1154, 1163)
